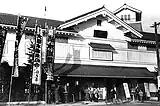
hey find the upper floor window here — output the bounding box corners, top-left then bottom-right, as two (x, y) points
(94, 30), (108, 39)
(89, 43), (114, 61)
(121, 14), (131, 21)
(97, 20), (102, 26)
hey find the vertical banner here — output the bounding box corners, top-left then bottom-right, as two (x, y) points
(123, 83), (131, 98)
(46, 28), (55, 80)
(32, 25), (42, 85)
(0, 28), (7, 62)
(12, 15), (28, 77)
(12, 40), (19, 77)
(16, 15), (28, 46)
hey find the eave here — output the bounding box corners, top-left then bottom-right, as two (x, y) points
(0, 24), (79, 36)
(131, 39), (155, 44)
(113, 4), (142, 14)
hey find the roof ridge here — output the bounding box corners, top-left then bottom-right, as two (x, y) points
(65, 6), (105, 23)
(113, 3), (142, 14)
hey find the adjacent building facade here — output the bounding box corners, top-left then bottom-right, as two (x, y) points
(0, 4), (158, 102)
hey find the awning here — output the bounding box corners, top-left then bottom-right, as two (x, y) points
(54, 63), (156, 79)
(89, 42), (115, 50)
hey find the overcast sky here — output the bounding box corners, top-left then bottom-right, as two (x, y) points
(1, 0), (160, 32)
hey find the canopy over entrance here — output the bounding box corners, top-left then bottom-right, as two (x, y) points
(54, 63), (156, 79)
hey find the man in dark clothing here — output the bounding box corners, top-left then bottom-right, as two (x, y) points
(110, 88), (116, 103)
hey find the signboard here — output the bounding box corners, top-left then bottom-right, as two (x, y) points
(157, 76), (160, 89)
(144, 83), (151, 97)
(32, 26), (42, 85)
(123, 83), (131, 98)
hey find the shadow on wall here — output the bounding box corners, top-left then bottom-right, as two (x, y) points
(55, 46), (81, 76)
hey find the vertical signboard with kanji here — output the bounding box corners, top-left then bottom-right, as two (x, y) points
(32, 25), (42, 85)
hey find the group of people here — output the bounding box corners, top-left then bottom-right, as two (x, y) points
(85, 87), (99, 102)
(134, 86), (144, 102)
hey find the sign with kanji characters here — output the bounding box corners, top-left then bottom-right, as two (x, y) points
(32, 25), (42, 85)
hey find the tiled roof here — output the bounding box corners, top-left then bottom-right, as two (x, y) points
(130, 31), (160, 44)
(129, 23), (143, 32)
(140, 31), (160, 41)
(64, 6), (105, 23)
(0, 13), (64, 29)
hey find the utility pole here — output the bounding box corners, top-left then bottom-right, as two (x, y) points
(151, 22), (160, 90)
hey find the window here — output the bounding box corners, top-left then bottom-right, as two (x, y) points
(97, 20), (102, 26)
(89, 43), (114, 61)
(121, 15), (124, 21)
(124, 15), (127, 21)
(121, 14), (131, 21)
(94, 30), (108, 38)
(91, 49), (113, 60)
(128, 14), (130, 20)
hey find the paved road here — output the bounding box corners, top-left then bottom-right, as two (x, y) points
(89, 102), (160, 106)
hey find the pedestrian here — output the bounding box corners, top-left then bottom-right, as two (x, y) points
(110, 88), (116, 104)
(54, 84), (60, 104)
(135, 85), (140, 100)
(94, 88), (99, 102)
(139, 89), (144, 102)
(85, 88), (90, 101)
(89, 87), (94, 102)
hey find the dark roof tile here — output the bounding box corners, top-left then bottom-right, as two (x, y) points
(0, 13), (64, 28)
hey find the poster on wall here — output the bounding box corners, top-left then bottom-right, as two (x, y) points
(123, 83), (131, 98)
(144, 83), (151, 97)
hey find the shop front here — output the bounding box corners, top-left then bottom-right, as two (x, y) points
(53, 63), (156, 103)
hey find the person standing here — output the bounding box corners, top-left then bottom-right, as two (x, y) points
(94, 88), (99, 102)
(110, 88), (116, 104)
(54, 85), (60, 104)
(139, 89), (144, 102)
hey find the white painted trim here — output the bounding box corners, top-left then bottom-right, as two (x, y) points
(58, 7), (143, 38)
(113, 4), (142, 14)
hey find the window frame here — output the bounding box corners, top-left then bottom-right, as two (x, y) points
(97, 20), (102, 26)
(90, 47), (113, 61)
(93, 30), (108, 39)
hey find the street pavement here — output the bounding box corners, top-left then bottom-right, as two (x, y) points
(1, 100), (160, 106)
(38, 101), (160, 106)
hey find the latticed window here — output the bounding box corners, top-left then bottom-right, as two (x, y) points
(91, 50), (113, 60)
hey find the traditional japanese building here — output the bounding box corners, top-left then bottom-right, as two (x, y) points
(0, 4), (158, 103)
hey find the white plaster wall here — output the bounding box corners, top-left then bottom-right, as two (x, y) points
(116, 9), (136, 22)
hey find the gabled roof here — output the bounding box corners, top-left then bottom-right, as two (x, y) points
(58, 5), (143, 38)
(0, 12), (64, 29)
(113, 4), (142, 14)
